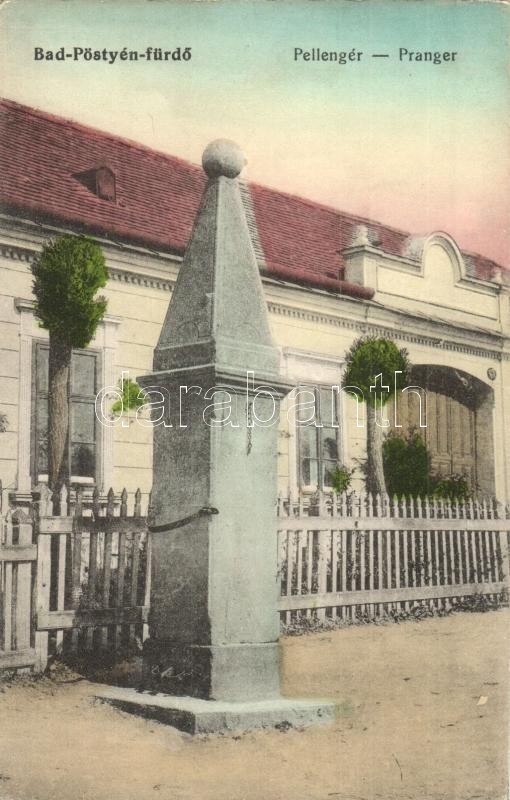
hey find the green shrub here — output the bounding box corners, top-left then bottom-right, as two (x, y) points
(31, 234), (107, 491)
(383, 431), (430, 498)
(342, 337), (410, 495)
(32, 234), (108, 348)
(330, 465), (353, 493)
(383, 431), (474, 500)
(342, 337), (410, 402)
(430, 474), (471, 502)
(112, 378), (145, 416)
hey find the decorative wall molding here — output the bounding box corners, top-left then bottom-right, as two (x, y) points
(0, 243), (35, 263)
(108, 267), (174, 292)
(14, 297), (36, 313)
(3, 235), (508, 361)
(282, 347), (345, 371)
(0, 213), (180, 262)
(15, 297), (122, 328)
(281, 349), (345, 385)
(343, 235), (504, 295)
(2, 241), (176, 292)
(268, 301), (508, 361)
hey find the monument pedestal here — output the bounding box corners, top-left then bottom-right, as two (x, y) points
(96, 686), (336, 735)
(142, 639), (281, 701)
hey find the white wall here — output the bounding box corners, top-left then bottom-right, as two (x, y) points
(1, 218), (509, 506)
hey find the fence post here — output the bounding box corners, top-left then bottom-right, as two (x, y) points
(98, 488), (115, 650)
(498, 505), (510, 598)
(12, 510), (33, 655)
(317, 529), (328, 621)
(34, 485), (51, 672)
(2, 513), (13, 654)
(55, 485), (69, 654)
(70, 486), (83, 652)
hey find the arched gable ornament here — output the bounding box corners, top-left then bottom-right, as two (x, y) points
(424, 232), (466, 282)
(405, 231), (467, 284)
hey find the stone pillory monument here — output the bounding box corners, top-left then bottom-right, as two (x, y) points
(99, 140), (335, 733)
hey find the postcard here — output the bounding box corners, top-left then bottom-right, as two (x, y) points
(0, 2), (509, 799)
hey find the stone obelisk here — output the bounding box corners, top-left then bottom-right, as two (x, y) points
(98, 140), (335, 733)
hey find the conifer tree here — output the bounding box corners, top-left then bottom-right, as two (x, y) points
(31, 235), (108, 492)
(342, 337), (410, 494)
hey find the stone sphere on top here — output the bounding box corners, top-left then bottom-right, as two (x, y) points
(202, 139), (246, 179)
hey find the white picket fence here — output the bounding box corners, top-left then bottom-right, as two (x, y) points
(0, 485), (151, 673)
(277, 491), (510, 623)
(1, 486), (509, 673)
(0, 508), (36, 670)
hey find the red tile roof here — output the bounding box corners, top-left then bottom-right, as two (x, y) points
(250, 184), (410, 285)
(0, 99), (503, 297)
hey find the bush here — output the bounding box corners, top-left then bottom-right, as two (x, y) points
(382, 432), (474, 501)
(430, 474), (472, 502)
(342, 337), (410, 401)
(383, 431), (430, 498)
(330, 465), (353, 493)
(31, 234), (107, 490)
(112, 378), (145, 416)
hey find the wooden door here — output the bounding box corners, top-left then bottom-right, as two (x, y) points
(391, 388), (476, 483)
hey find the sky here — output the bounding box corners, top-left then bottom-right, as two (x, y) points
(1, 0), (509, 267)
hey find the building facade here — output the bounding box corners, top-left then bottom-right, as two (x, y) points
(1, 99), (509, 508)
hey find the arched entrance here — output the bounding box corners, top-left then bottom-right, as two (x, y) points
(391, 365), (495, 495)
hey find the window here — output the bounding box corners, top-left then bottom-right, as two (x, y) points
(34, 343), (99, 483)
(297, 385), (340, 490)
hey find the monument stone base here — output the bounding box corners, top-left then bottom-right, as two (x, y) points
(96, 686), (336, 735)
(142, 639), (281, 701)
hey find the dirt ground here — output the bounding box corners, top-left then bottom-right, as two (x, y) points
(0, 610), (508, 800)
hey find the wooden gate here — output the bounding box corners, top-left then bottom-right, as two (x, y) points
(395, 387), (477, 484)
(0, 509), (38, 671)
(34, 485), (151, 666)
(1, 486), (151, 674)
